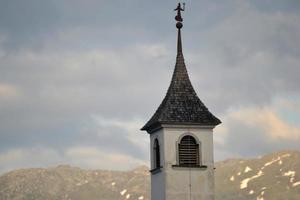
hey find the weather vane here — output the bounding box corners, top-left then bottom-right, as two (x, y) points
(174, 2), (185, 29)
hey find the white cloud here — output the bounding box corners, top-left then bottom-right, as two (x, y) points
(1, 0), (300, 171)
(276, 98), (300, 113)
(214, 97), (300, 160)
(0, 147), (63, 174)
(92, 115), (149, 151)
(0, 145), (148, 174)
(0, 149), (24, 164)
(0, 84), (19, 99)
(64, 146), (147, 171)
(135, 44), (169, 59)
(225, 105), (300, 140)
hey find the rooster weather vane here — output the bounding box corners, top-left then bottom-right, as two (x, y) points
(174, 2), (185, 29)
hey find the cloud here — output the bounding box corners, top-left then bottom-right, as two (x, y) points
(74, 115), (149, 161)
(0, 44), (168, 148)
(0, 147), (63, 174)
(65, 146), (147, 171)
(214, 98), (300, 160)
(0, 145), (147, 174)
(0, 34), (164, 171)
(0, 84), (19, 99)
(184, 0), (300, 114)
(92, 115), (149, 151)
(228, 107), (300, 140)
(0, 0), (300, 171)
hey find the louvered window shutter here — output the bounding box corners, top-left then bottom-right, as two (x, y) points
(178, 135), (199, 166)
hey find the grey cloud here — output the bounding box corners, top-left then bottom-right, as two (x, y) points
(0, 45), (169, 157)
(250, 0), (300, 13)
(0, 0), (300, 170)
(73, 118), (148, 160)
(185, 1), (300, 113)
(0, 0), (60, 50)
(215, 116), (300, 160)
(0, 0), (176, 52)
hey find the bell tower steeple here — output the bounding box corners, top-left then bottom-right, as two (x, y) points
(141, 3), (221, 200)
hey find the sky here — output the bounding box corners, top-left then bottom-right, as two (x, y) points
(0, 0), (300, 173)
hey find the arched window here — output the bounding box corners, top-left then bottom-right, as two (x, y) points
(153, 139), (161, 169)
(178, 135), (199, 166)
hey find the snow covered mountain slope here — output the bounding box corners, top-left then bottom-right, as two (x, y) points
(0, 150), (299, 200)
(215, 150), (300, 200)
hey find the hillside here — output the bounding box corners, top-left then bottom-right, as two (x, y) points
(0, 150), (299, 200)
(215, 150), (300, 200)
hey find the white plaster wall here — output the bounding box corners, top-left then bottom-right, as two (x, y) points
(163, 126), (215, 200)
(150, 126), (215, 200)
(150, 129), (165, 200)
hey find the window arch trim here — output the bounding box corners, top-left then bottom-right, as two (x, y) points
(173, 132), (207, 169)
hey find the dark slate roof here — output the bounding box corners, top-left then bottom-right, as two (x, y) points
(141, 29), (221, 133)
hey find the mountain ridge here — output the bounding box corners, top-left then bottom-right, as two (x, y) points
(0, 150), (299, 200)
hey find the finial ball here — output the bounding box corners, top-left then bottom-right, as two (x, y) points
(176, 22), (183, 29)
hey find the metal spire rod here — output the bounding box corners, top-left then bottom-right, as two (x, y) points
(174, 3), (185, 55)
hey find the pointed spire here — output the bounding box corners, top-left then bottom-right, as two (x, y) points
(141, 3), (221, 133)
(177, 28), (183, 55)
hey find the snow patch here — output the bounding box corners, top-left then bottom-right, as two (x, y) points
(240, 170), (264, 189)
(278, 160), (282, 165)
(126, 194), (130, 199)
(120, 189), (127, 196)
(249, 190), (254, 195)
(230, 176), (235, 181)
(291, 177), (295, 183)
(281, 154), (291, 158)
(111, 182), (116, 186)
(283, 171), (295, 177)
(138, 196), (144, 200)
(244, 166), (252, 173)
(293, 181), (300, 187)
(283, 171), (296, 183)
(256, 190), (265, 200)
(237, 172), (241, 176)
(262, 157), (280, 169)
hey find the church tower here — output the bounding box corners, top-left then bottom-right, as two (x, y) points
(141, 3), (221, 200)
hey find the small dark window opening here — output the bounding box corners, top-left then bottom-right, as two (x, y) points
(178, 135), (199, 166)
(153, 139), (161, 169)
